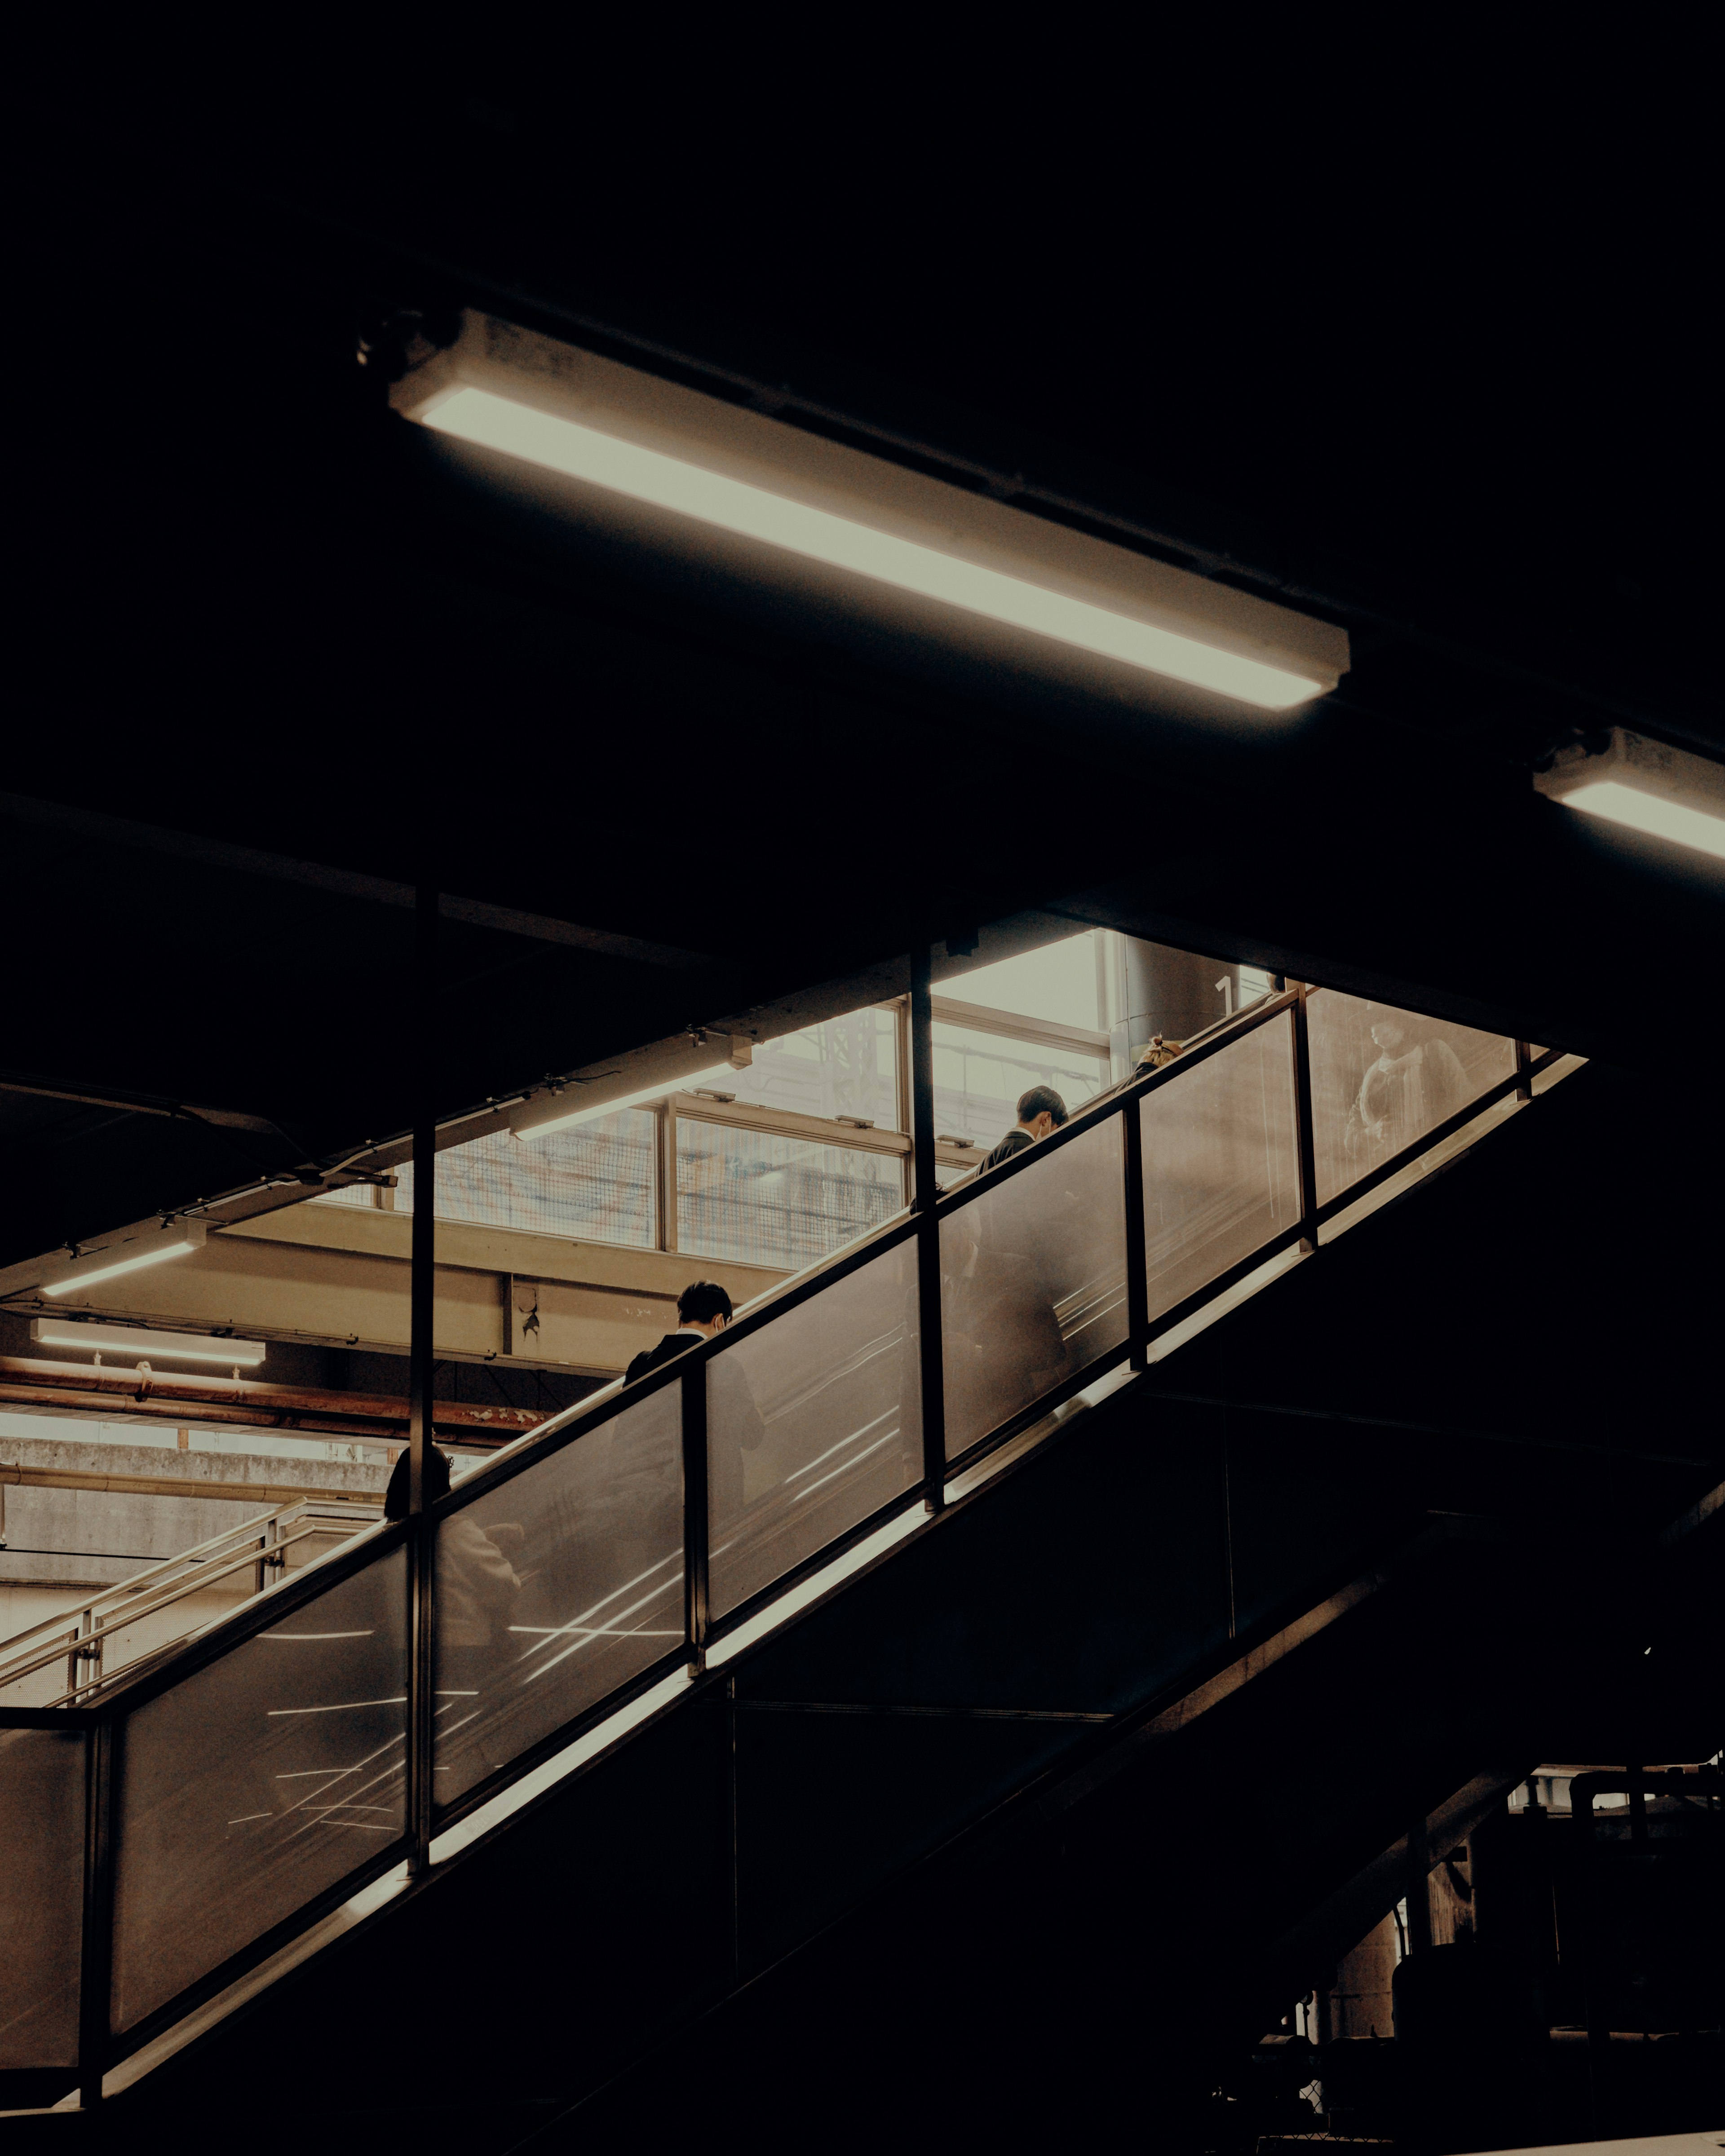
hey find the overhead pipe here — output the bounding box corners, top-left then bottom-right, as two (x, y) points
(0, 1356), (541, 1447)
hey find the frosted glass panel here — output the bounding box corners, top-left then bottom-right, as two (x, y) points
(109, 1546), (407, 2034)
(0, 1727), (83, 2068)
(1141, 1014), (1300, 1323)
(1306, 991), (1515, 1207)
(941, 1118), (1128, 1460)
(432, 1387), (683, 1811)
(677, 1121), (904, 1271)
(708, 1242), (922, 1620)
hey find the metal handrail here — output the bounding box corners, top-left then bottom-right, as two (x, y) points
(415, 990), (1308, 1515)
(4, 986), (1538, 1728)
(62, 1529), (350, 1707)
(0, 1504), (285, 1661)
(936, 987), (1300, 1221)
(0, 963), (1582, 2109)
(0, 1522), (347, 1698)
(0, 1499), (380, 1699)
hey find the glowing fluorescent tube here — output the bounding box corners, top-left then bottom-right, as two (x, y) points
(1549, 779), (1725, 861)
(417, 385), (1332, 711)
(31, 1318), (265, 1365)
(1535, 729), (1725, 862)
(42, 1240), (199, 1296)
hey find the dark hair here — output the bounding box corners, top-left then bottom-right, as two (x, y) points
(1017, 1085), (1069, 1127)
(384, 1443), (451, 1521)
(677, 1280), (734, 1326)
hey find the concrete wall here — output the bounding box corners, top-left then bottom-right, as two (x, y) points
(0, 1429), (388, 1586)
(0, 1415), (393, 1705)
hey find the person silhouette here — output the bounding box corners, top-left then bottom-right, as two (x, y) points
(1345, 1010), (1468, 1160)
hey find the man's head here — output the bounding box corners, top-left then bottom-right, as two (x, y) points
(1015, 1085), (1069, 1141)
(677, 1280), (734, 1335)
(383, 1443), (451, 1521)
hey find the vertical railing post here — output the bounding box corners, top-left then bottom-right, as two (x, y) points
(1514, 1038), (1533, 1103)
(682, 1363), (710, 1671)
(77, 1716), (114, 2112)
(1123, 1096), (1149, 1372)
(405, 884), (438, 1879)
(910, 948), (947, 1512)
(1291, 982), (1320, 1254)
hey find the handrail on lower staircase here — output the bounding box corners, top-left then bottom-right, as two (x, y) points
(0, 1497), (381, 1702)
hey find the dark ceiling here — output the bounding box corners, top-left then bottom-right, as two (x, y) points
(6, 62), (1719, 1266)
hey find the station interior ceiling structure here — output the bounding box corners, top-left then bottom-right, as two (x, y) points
(3, 62), (1721, 2148)
(6, 70), (1721, 1285)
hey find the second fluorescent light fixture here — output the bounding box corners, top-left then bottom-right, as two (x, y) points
(391, 314), (1349, 711)
(42, 1225), (206, 1297)
(31, 1318), (265, 1367)
(1535, 729), (1725, 862)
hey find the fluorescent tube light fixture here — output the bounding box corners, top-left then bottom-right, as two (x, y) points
(1535, 729), (1725, 863)
(31, 1318), (265, 1367)
(42, 1231), (204, 1297)
(392, 314), (1349, 712)
(422, 388), (1324, 708)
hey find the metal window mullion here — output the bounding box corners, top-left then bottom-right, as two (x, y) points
(910, 949), (947, 1511)
(78, 1715), (115, 2111)
(659, 1101), (678, 1254)
(1291, 982), (1320, 1254)
(682, 1364), (709, 1670)
(1122, 1097), (1149, 1371)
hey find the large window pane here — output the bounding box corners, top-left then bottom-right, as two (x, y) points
(109, 1546), (407, 2036)
(1141, 1013), (1300, 1323)
(941, 1118), (1128, 1461)
(708, 1242), (922, 1620)
(946, 930), (1105, 1031)
(512, 1007), (902, 1145)
(431, 1387), (683, 1813)
(0, 1728), (83, 2069)
(677, 1122), (904, 1271)
(932, 1022), (1109, 1155)
(396, 1110), (655, 1247)
(1306, 990), (1515, 1208)
(725, 1007), (901, 1130)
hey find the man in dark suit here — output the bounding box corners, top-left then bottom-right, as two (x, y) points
(947, 1086), (1073, 1445)
(979, 1084), (1068, 1173)
(625, 1281), (765, 1525)
(625, 1279), (738, 1386)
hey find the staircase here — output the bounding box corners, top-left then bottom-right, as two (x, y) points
(3, 985), (1713, 2141)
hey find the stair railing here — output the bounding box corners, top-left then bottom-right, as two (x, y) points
(0, 974), (1566, 2108)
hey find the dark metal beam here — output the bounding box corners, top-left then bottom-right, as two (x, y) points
(0, 791), (709, 971)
